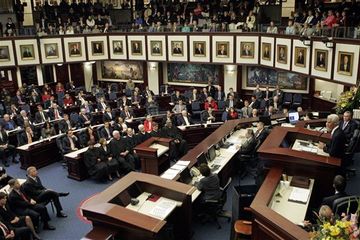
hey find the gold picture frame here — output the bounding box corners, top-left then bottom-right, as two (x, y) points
(92, 41), (104, 56)
(314, 49), (328, 71)
(240, 42), (254, 59)
(193, 41), (206, 57)
(112, 40), (123, 55)
(337, 51), (353, 76)
(68, 42), (82, 57)
(216, 41), (229, 58)
(150, 40), (162, 56)
(294, 46), (306, 67)
(277, 44), (287, 64)
(171, 41), (183, 56)
(131, 40), (142, 55)
(0, 46), (10, 61)
(44, 43), (59, 59)
(262, 42), (271, 61)
(20, 44), (35, 60)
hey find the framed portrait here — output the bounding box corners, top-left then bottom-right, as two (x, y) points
(314, 49), (328, 71)
(277, 45), (287, 64)
(262, 42), (271, 61)
(91, 41), (104, 56)
(44, 43), (58, 59)
(193, 41), (206, 57)
(112, 40), (123, 55)
(20, 44), (35, 60)
(0, 46), (10, 61)
(150, 40), (162, 56)
(337, 51), (353, 76)
(171, 41), (183, 56)
(294, 47), (306, 68)
(240, 42), (255, 59)
(216, 41), (229, 58)
(131, 40), (142, 55)
(68, 42), (82, 57)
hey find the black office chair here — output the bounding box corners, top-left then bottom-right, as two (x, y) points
(332, 195), (359, 218)
(344, 129), (360, 177)
(238, 140), (262, 180)
(191, 101), (202, 120)
(202, 177), (232, 229)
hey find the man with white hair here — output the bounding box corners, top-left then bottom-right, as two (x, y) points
(318, 114), (346, 159)
(16, 110), (31, 127)
(109, 130), (134, 174)
(137, 124), (150, 143)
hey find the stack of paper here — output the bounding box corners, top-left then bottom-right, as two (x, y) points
(149, 198), (177, 219)
(288, 187), (310, 204)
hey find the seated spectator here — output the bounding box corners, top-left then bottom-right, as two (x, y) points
(84, 140), (109, 182)
(137, 124), (150, 143)
(1, 114), (17, 131)
(266, 21), (278, 33)
(300, 23), (314, 37)
(78, 108), (92, 127)
(201, 107), (216, 123)
(204, 96), (218, 110)
(197, 163), (221, 202)
(19, 126), (37, 146)
(285, 20), (297, 35)
(98, 138), (120, 181)
(214, 86), (225, 102)
(322, 10), (336, 28)
(321, 175), (348, 208)
(246, 11), (256, 31)
(227, 107), (239, 120)
(236, 129), (257, 154)
(113, 117), (128, 135)
(0, 167), (12, 188)
(41, 121), (56, 139)
(143, 115), (154, 132)
(120, 106), (134, 121)
(172, 99), (186, 114)
(58, 114), (75, 133)
(162, 120), (188, 161)
(62, 130), (79, 153)
(99, 122), (113, 140)
(177, 110), (193, 126)
(102, 107), (115, 123)
(241, 100), (253, 118)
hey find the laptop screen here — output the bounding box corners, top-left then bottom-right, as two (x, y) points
(197, 152), (208, 165)
(288, 112), (299, 124)
(208, 145), (216, 162)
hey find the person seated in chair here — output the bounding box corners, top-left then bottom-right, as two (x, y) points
(321, 175), (348, 208)
(236, 129), (257, 155)
(19, 126), (37, 146)
(62, 130), (79, 153)
(99, 122), (113, 140)
(204, 96), (218, 110)
(162, 120), (188, 161)
(0, 125), (17, 167)
(254, 121), (268, 144)
(58, 114), (75, 133)
(21, 167), (69, 219)
(98, 138), (120, 180)
(78, 108), (92, 128)
(84, 140), (110, 182)
(197, 163), (221, 202)
(34, 105), (49, 124)
(177, 110), (193, 126)
(172, 100), (186, 114)
(201, 107), (216, 123)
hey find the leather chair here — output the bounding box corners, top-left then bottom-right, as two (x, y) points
(332, 195), (359, 217)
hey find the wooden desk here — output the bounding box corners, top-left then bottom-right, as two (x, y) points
(178, 123), (221, 149)
(258, 126), (341, 207)
(134, 137), (172, 176)
(81, 172), (194, 240)
(251, 167), (310, 240)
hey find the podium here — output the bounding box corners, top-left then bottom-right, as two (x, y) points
(81, 172), (194, 240)
(258, 126), (341, 207)
(134, 137), (172, 175)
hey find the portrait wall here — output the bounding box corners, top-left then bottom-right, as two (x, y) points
(63, 37), (87, 62)
(147, 35), (166, 61)
(333, 43), (359, 85)
(260, 37), (274, 67)
(212, 35), (234, 63)
(167, 35), (188, 62)
(127, 35), (146, 60)
(166, 63), (220, 85)
(311, 41), (333, 79)
(14, 39), (40, 65)
(190, 35), (210, 62)
(40, 38), (64, 64)
(0, 40), (15, 67)
(87, 36), (109, 61)
(108, 35), (127, 60)
(236, 36), (259, 65)
(292, 39), (310, 75)
(101, 61), (144, 81)
(245, 66), (309, 93)
(275, 38), (291, 71)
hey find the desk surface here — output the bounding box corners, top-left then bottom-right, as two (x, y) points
(268, 177), (314, 225)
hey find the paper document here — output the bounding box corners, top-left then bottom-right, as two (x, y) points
(161, 168), (180, 180)
(288, 187), (310, 204)
(176, 160), (190, 166)
(149, 198), (177, 219)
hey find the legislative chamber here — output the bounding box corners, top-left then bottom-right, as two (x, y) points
(0, 0), (360, 240)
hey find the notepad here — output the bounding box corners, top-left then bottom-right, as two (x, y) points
(288, 187), (310, 204)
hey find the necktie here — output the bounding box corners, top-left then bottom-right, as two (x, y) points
(230, 100), (233, 107)
(83, 114), (89, 121)
(55, 109), (59, 119)
(67, 120), (71, 129)
(342, 122), (348, 130)
(41, 112), (45, 122)
(69, 137), (75, 150)
(27, 133), (32, 144)
(20, 191), (29, 202)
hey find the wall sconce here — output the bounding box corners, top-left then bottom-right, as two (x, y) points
(149, 62), (158, 71)
(56, 63), (63, 66)
(225, 65), (236, 74)
(299, 36), (311, 46)
(322, 37), (333, 48)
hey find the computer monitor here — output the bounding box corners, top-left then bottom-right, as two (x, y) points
(259, 116), (271, 126)
(288, 112), (300, 124)
(208, 145), (216, 162)
(197, 152), (208, 165)
(179, 168), (192, 184)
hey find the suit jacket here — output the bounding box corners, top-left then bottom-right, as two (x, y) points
(83, 148), (101, 176)
(0, 203), (17, 225)
(339, 120), (357, 142)
(34, 111), (49, 123)
(62, 135), (79, 152)
(48, 108), (63, 120)
(58, 119), (75, 133)
(321, 192), (348, 209)
(8, 190), (33, 215)
(21, 176), (46, 201)
(120, 110), (134, 120)
(117, 99), (131, 109)
(78, 113), (93, 127)
(109, 138), (127, 158)
(255, 129), (268, 144)
(225, 99), (238, 109)
(1, 120), (16, 131)
(99, 127), (113, 140)
(214, 91), (225, 101)
(0, 130), (9, 145)
(201, 111), (215, 123)
(239, 137), (257, 154)
(97, 146), (112, 161)
(16, 116), (31, 127)
(325, 127), (346, 159)
(97, 102), (108, 112)
(102, 112), (115, 122)
(177, 115), (193, 126)
(19, 132), (37, 146)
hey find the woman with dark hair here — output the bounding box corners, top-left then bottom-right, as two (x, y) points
(113, 117), (128, 135)
(41, 121), (56, 139)
(98, 138), (120, 181)
(197, 163), (222, 202)
(80, 127), (98, 147)
(227, 107), (239, 120)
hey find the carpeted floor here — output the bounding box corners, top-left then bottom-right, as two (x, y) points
(4, 153), (360, 240)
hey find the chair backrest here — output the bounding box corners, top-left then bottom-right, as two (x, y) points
(191, 101), (201, 111)
(259, 99), (266, 110)
(283, 93), (293, 103)
(70, 112), (79, 123)
(293, 93), (302, 104)
(109, 92), (117, 101)
(147, 106), (159, 116)
(218, 100), (226, 110)
(21, 104), (31, 113)
(219, 177), (232, 206)
(332, 196), (359, 217)
(346, 129), (360, 154)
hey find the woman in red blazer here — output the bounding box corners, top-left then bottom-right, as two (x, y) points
(227, 107), (239, 120)
(204, 96), (218, 110)
(63, 94), (74, 107)
(143, 115), (154, 132)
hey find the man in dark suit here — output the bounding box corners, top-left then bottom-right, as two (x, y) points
(109, 131), (134, 174)
(319, 114), (346, 159)
(22, 48), (32, 58)
(195, 43), (205, 55)
(214, 86), (225, 102)
(162, 120), (188, 161)
(237, 129), (258, 155)
(102, 107), (115, 123)
(99, 121), (113, 140)
(58, 114), (75, 133)
(34, 105), (49, 124)
(316, 53), (325, 68)
(296, 49), (305, 65)
(70, 44), (80, 55)
(120, 106), (134, 121)
(254, 122), (268, 144)
(177, 110), (193, 126)
(16, 110), (32, 128)
(242, 44), (252, 57)
(0, 125), (17, 167)
(8, 179), (55, 230)
(339, 55), (351, 72)
(201, 107), (216, 123)
(217, 44), (227, 56)
(19, 126), (37, 146)
(262, 86), (272, 104)
(162, 110), (176, 127)
(62, 130), (79, 153)
(206, 81), (216, 98)
(173, 43), (182, 54)
(339, 111), (358, 143)
(21, 166), (68, 218)
(48, 103), (63, 120)
(152, 43), (161, 54)
(78, 108), (92, 128)
(93, 43), (103, 54)
(321, 175), (348, 208)
(84, 140), (109, 181)
(113, 42), (122, 54)
(132, 42), (141, 54)
(225, 95), (238, 109)
(124, 128), (140, 169)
